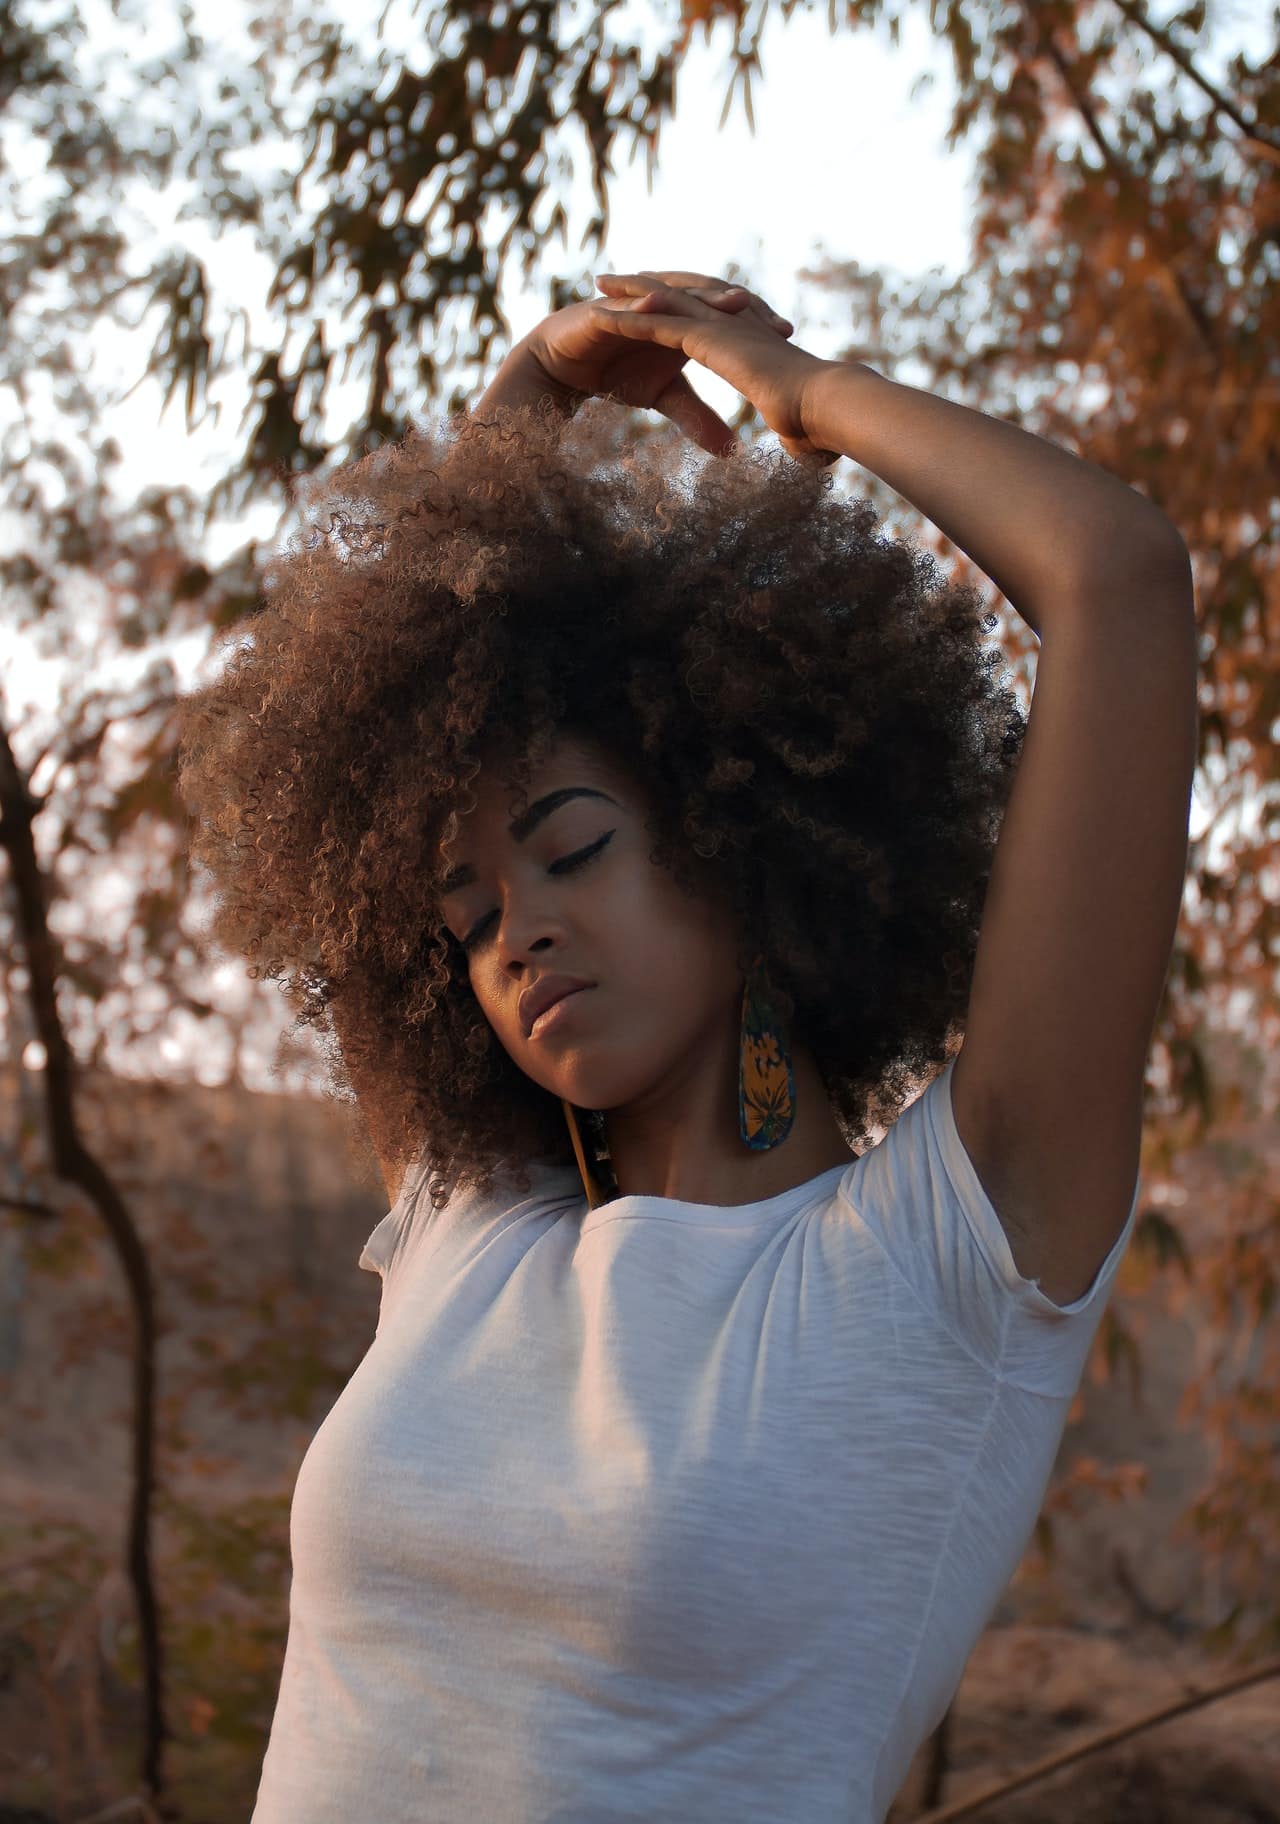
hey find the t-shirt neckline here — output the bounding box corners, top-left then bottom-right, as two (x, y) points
(575, 1157), (853, 1237)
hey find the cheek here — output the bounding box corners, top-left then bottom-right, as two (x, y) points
(463, 949), (507, 1027)
(466, 854), (740, 1066)
(608, 864), (739, 1013)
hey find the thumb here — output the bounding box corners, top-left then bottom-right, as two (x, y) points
(777, 431), (842, 469)
(652, 370), (740, 458)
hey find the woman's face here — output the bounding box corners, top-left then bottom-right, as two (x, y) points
(435, 733), (744, 1112)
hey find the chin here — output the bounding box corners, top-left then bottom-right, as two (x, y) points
(515, 1051), (605, 1108)
(530, 1049), (641, 1113)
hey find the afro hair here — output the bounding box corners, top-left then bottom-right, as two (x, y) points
(175, 395), (1025, 1214)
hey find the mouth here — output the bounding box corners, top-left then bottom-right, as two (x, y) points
(526, 984), (593, 1040)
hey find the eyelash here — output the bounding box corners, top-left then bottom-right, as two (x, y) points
(459, 831), (616, 952)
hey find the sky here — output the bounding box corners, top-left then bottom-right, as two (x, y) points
(3, 0), (1270, 1086)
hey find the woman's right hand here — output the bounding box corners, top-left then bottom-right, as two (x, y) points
(480, 274), (796, 457)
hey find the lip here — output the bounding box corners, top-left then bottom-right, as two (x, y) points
(527, 985), (593, 1039)
(518, 975), (595, 1039)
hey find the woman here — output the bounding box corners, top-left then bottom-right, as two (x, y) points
(177, 269), (1198, 1821)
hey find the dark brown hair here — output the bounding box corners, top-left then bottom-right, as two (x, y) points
(175, 397), (1025, 1212)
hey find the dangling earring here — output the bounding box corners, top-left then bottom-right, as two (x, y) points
(739, 953), (797, 1150)
(562, 1098), (614, 1211)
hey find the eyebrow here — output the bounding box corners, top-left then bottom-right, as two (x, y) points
(435, 787), (620, 896)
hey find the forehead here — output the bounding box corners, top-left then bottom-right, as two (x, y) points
(458, 734), (632, 825)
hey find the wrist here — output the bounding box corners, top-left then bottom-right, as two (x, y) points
(799, 359), (885, 460)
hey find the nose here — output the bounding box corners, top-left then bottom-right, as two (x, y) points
(497, 904), (565, 967)
(506, 933), (556, 969)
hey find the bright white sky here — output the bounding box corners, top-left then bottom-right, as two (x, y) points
(3, 0), (1267, 1084)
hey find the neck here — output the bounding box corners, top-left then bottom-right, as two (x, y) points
(595, 1027), (854, 1209)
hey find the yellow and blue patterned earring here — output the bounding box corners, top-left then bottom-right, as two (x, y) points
(738, 953), (796, 1150)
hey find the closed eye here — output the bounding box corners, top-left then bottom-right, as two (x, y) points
(459, 830), (616, 952)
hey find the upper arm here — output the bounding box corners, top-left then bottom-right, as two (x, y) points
(951, 534), (1198, 1307)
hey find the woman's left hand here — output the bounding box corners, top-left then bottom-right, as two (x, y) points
(590, 269), (843, 465)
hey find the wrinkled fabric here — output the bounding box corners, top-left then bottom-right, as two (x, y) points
(251, 1055), (1138, 1823)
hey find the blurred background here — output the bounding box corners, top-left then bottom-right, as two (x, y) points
(1, 0), (1277, 1818)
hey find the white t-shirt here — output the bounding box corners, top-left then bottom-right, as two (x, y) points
(251, 1054), (1138, 1824)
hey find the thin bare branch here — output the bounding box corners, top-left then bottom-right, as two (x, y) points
(0, 1195), (57, 1219)
(913, 1656), (1280, 1822)
(1109, 0), (1280, 165)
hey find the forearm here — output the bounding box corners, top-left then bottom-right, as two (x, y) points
(802, 361), (1185, 636)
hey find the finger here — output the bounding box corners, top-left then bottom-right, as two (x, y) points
(599, 271), (778, 323)
(635, 268), (748, 299)
(600, 286), (724, 323)
(597, 271), (792, 334)
(622, 270), (794, 335)
(779, 437), (843, 468)
(651, 370), (740, 459)
(597, 269), (723, 293)
(584, 300), (704, 346)
(595, 276), (730, 317)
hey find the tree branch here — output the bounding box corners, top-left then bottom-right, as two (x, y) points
(912, 1656), (1280, 1822)
(0, 710), (170, 1805)
(1020, 1), (1217, 353)
(1109, 0), (1280, 166)
(0, 1195), (57, 1220)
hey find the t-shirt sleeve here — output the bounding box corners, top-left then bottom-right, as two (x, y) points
(356, 1155), (576, 1329)
(840, 1054), (1141, 1397)
(357, 1152), (433, 1279)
